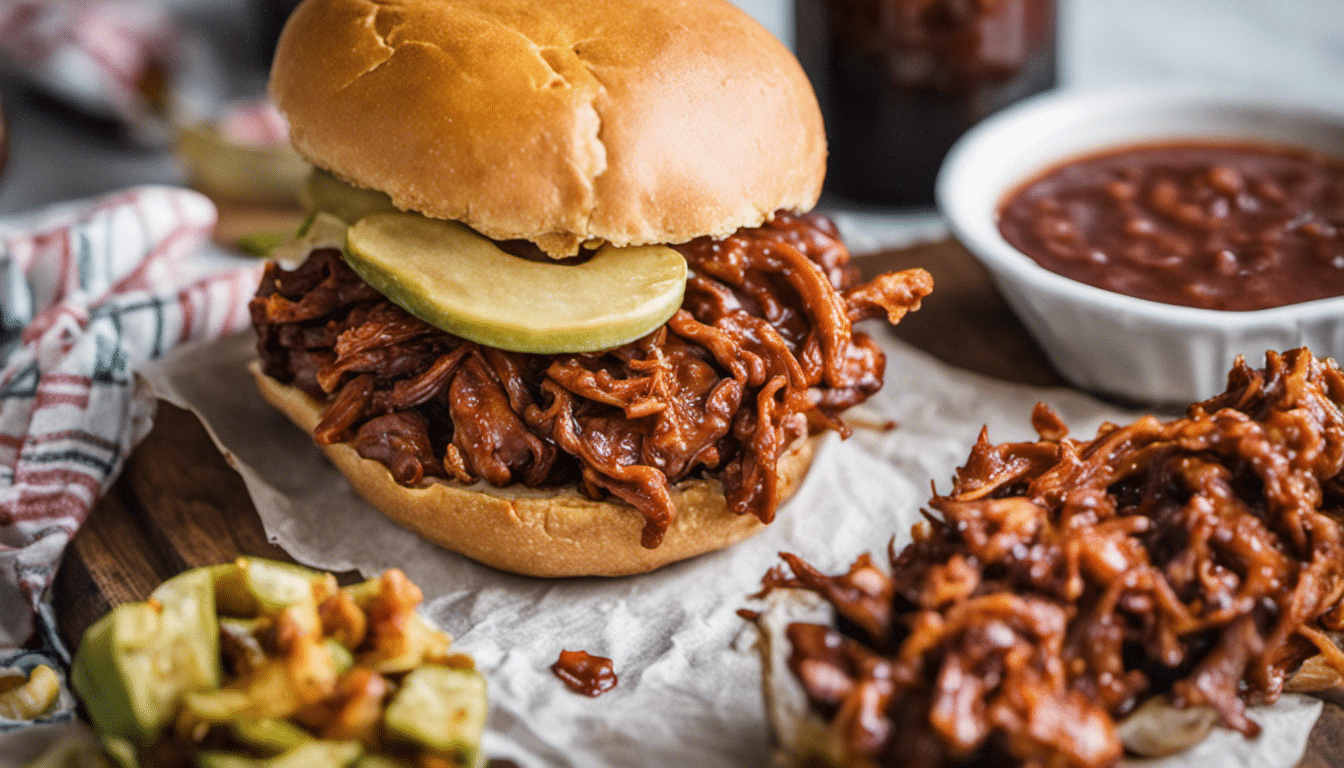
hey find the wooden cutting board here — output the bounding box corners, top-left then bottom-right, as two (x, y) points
(50, 238), (1343, 766)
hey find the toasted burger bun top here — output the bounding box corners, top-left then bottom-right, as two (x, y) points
(269, 0), (826, 256)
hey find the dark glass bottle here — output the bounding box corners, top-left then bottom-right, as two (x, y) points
(255, 0), (304, 64)
(796, 0), (1058, 206)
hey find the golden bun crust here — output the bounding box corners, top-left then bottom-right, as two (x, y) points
(269, 0), (826, 256)
(251, 362), (817, 576)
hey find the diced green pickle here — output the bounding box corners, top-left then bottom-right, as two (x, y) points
(383, 666), (486, 762)
(214, 558), (330, 619)
(72, 568), (220, 744)
(74, 560), (481, 768)
(228, 718), (315, 755)
(212, 563), (258, 618)
(366, 613), (446, 674)
(353, 757), (412, 768)
(101, 735), (139, 768)
(185, 658), (313, 723)
(194, 753), (257, 768)
(196, 741), (361, 768)
(216, 558), (331, 637)
(340, 579), (383, 609)
(269, 741), (362, 768)
(240, 558), (329, 612)
(325, 639), (355, 676)
(150, 567), (223, 697)
(184, 687), (254, 723)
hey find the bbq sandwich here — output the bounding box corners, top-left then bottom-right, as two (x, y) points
(250, 0), (933, 576)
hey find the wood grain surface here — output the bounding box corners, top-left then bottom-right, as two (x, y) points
(52, 401), (296, 651)
(856, 238), (1063, 387)
(50, 238), (1340, 766)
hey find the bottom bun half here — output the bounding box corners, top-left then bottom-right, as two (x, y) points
(250, 361), (818, 577)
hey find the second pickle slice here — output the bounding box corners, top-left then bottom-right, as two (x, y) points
(344, 213), (688, 354)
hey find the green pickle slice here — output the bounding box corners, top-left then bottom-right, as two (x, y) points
(383, 666), (487, 763)
(72, 568), (220, 744)
(344, 212), (688, 354)
(269, 212), (350, 264)
(305, 169), (399, 224)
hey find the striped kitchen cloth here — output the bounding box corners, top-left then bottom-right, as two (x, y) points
(0, 187), (262, 702)
(0, 2), (181, 136)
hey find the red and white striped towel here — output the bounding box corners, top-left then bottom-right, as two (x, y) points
(0, 2), (180, 130)
(0, 186), (262, 654)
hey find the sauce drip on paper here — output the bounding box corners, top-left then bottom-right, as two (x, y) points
(551, 649), (617, 697)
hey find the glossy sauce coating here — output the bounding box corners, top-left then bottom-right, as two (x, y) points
(251, 213), (933, 549)
(551, 650), (617, 697)
(766, 350), (1344, 768)
(999, 141), (1344, 310)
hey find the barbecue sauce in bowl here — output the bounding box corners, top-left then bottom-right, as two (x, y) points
(998, 141), (1344, 311)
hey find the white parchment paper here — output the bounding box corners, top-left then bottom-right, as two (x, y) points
(122, 325), (1322, 768)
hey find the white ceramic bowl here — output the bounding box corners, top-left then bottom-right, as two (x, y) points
(937, 87), (1344, 405)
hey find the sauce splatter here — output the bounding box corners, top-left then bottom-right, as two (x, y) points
(551, 650), (617, 697)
